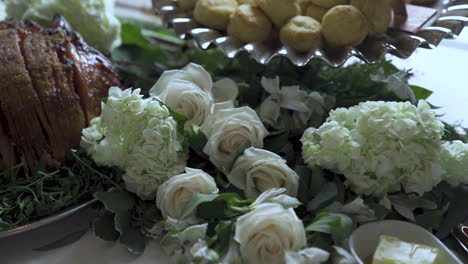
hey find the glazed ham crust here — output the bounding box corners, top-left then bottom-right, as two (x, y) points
(0, 17), (120, 172)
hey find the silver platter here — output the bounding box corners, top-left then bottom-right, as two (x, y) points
(0, 199), (97, 239)
(152, 0), (468, 67)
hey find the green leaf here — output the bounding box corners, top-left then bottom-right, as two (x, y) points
(120, 227), (147, 255)
(94, 191), (135, 214)
(181, 193), (219, 219)
(93, 213), (120, 241)
(305, 212), (353, 244)
(187, 125), (208, 155)
(197, 199), (230, 220)
(410, 85), (433, 100)
(121, 23), (150, 48)
(214, 221), (234, 253)
(368, 203), (390, 219)
(33, 229), (88, 251)
(307, 182), (338, 212)
(437, 186), (468, 239)
(115, 211), (132, 235)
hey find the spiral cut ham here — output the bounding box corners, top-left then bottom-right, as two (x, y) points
(0, 16), (120, 173)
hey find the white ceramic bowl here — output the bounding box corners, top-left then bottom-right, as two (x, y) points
(348, 220), (463, 264)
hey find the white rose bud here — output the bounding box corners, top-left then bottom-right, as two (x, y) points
(150, 63), (214, 129)
(203, 107), (268, 169)
(234, 203), (307, 264)
(156, 168), (218, 222)
(228, 147), (299, 199)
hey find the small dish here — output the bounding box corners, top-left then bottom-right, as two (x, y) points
(453, 224), (468, 253)
(348, 220), (463, 264)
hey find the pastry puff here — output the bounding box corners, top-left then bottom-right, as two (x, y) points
(351, 0), (392, 35)
(194, 0), (238, 30)
(309, 0), (349, 8)
(321, 5), (369, 47)
(306, 4), (328, 21)
(280, 15), (322, 52)
(255, 0), (301, 27)
(228, 5), (273, 43)
(177, 0), (198, 10)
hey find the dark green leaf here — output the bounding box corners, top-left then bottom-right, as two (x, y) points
(94, 191), (135, 214)
(368, 203), (390, 219)
(181, 193), (219, 219)
(120, 227), (147, 255)
(197, 199), (230, 220)
(305, 212), (353, 244)
(410, 85), (433, 100)
(307, 182), (338, 212)
(34, 229), (88, 251)
(93, 213), (120, 241)
(212, 221), (234, 253)
(115, 211), (132, 235)
(437, 186), (468, 239)
(187, 125), (208, 155)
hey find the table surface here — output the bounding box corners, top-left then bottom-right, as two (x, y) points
(1, 1), (467, 263)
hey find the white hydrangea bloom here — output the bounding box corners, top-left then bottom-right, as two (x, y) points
(81, 87), (187, 199)
(301, 101), (445, 196)
(441, 140), (468, 186)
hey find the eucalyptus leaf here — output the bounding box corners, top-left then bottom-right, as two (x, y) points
(93, 213), (120, 242)
(307, 182), (338, 212)
(115, 211), (132, 235)
(120, 227), (147, 255)
(94, 191), (135, 214)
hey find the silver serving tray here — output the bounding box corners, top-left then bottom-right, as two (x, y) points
(152, 0), (468, 67)
(0, 199), (97, 239)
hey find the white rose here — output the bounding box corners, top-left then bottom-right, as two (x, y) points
(203, 107), (268, 169)
(157, 79), (214, 129)
(150, 63), (215, 129)
(285, 247), (330, 264)
(229, 147), (299, 199)
(156, 168), (218, 221)
(150, 63), (212, 95)
(234, 203), (307, 264)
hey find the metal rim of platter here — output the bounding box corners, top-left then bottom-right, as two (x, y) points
(0, 199), (97, 239)
(152, 0), (468, 67)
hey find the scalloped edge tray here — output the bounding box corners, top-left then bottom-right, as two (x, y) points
(152, 0), (468, 67)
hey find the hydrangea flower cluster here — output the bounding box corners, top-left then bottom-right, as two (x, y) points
(301, 100), (445, 196)
(81, 87), (187, 199)
(441, 140), (468, 186)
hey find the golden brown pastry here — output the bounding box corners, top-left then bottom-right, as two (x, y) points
(255, 0), (301, 27)
(194, 0), (238, 30)
(280, 15), (322, 52)
(238, 0), (256, 4)
(306, 4), (328, 21)
(321, 5), (369, 47)
(228, 5), (272, 43)
(309, 0), (349, 8)
(177, 0), (198, 10)
(351, 0), (392, 35)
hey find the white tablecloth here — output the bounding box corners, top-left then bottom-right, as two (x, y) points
(1, 19), (468, 264)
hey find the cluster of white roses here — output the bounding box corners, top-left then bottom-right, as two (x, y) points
(81, 87), (187, 199)
(147, 64), (329, 263)
(301, 100), (468, 197)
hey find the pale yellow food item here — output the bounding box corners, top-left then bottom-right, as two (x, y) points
(193, 0), (238, 30)
(351, 0), (392, 35)
(238, 0), (256, 5)
(310, 0), (349, 8)
(228, 5), (272, 43)
(177, 0), (198, 10)
(306, 4), (328, 21)
(280, 15), (322, 52)
(373, 235), (441, 264)
(255, 0), (301, 27)
(321, 5), (368, 47)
